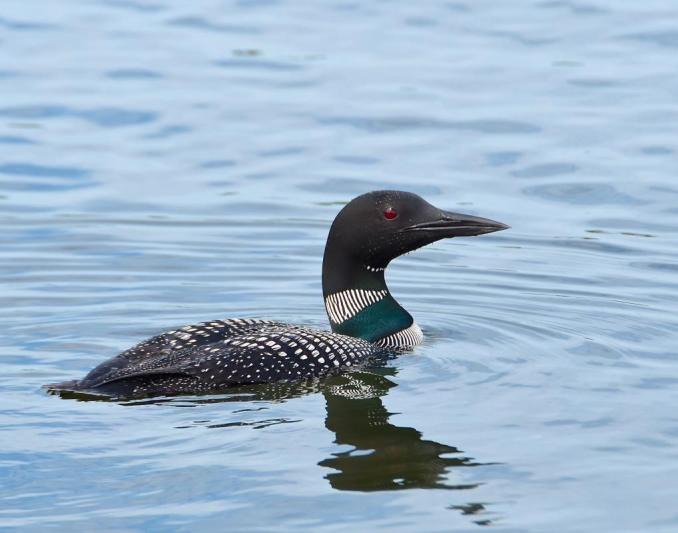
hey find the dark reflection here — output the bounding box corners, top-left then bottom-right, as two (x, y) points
(319, 369), (489, 492)
(51, 367), (497, 524)
(50, 378), (323, 404)
(449, 503), (493, 527)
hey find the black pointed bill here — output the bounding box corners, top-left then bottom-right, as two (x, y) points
(403, 210), (509, 237)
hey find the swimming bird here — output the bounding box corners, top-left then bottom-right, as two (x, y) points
(48, 190), (507, 399)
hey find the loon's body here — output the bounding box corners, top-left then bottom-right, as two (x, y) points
(48, 190), (507, 399)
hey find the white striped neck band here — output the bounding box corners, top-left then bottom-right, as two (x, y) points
(375, 323), (424, 348)
(324, 289), (388, 325)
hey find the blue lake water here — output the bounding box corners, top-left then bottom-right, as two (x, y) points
(2, 1), (678, 531)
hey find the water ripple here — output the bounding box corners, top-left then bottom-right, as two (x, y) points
(106, 69), (164, 80)
(0, 16), (56, 31)
(168, 16), (259, 34)
(0, 135), (36, 145)
(511, 162), (578, 178)
(623, 30), (678, 48)
(523, 183), (643, 205)
(0, 105), (157, 127)
(0, 164), (94, 192)
(215, 58), (303, 72)
(318, 116), (541, 134)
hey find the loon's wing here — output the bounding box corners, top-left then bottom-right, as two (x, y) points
(77, 318), (283, 386)
(76, 325), (377, 398)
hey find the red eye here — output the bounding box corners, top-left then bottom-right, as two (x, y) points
(383, 207), (398, 220)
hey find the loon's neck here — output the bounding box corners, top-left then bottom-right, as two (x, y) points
(321, 252), (413, 343)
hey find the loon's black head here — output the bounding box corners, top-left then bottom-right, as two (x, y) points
(321, 190), (508, 341)
(323, 190), (508, 277)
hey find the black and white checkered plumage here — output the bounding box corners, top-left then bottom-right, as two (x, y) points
(52, 319), (381, 398)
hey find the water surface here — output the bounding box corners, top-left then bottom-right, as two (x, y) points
(2, 1), (678, 531)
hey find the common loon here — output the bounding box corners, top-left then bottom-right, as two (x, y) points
(48, 190), (507, 398)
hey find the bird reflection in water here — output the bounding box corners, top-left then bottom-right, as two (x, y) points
(318, 370), (496, 526)
(319, 369), (485, 492)
(55, 368), (496, 525)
